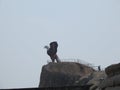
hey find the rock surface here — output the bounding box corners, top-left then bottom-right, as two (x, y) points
(39, 62), (95, 87)
(105, 63), (120, 77)
(100, 63), (120, 90)
(87, 71), (106, 90)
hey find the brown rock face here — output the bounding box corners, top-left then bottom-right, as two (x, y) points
(100, 63), (120, 90)
(39, 62), (94, 87)
(105, 63), (120, 77)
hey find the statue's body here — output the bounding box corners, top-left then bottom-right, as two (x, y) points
(44, 41), (60, 63)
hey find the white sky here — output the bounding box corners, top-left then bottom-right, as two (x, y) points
(0, 0), (120, 89)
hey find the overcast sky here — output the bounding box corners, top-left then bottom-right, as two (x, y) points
(0, 0), (120, 89)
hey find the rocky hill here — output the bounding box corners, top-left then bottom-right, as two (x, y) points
(39, 62), (106, 90)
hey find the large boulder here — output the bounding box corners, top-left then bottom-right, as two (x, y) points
(39, 62), (95, 87)
(100, 63), (120, 90)
(105, 63), (120, 77)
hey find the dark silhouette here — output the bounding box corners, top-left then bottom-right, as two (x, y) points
(98, 65), (101, 71)
(44, 41), (60, 63)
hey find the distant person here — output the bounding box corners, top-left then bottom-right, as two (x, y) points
(44, 41), (61, 63)
(98, 65), (101, 71)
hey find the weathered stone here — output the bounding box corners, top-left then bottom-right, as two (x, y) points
(105, 63), (120, 77)
(39, 62), (94, 87)
(100, 75), (120, 89)
(100, 63), (120, 90)
(99, 77), (114, 89)
(87, 71), (106, 90)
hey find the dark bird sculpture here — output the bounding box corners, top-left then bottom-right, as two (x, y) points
(44, 41), (60, 63)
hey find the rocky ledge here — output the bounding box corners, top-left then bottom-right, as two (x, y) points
(100, 63), (120, 90)
(39, 62), (106, 90)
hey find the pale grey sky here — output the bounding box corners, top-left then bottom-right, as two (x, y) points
(0, 0), (120, 89)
